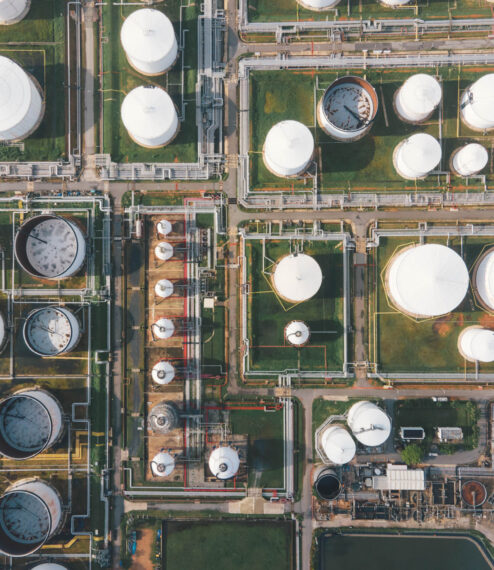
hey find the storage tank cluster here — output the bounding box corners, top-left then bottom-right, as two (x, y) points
(120, 8), (179, 148)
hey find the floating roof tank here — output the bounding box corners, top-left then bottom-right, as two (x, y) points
(152, 317), (175, 339)
(121, 86), (179, 148)
(460, 74), (494, 131)
(296, 0), (340, 11)
(458, 327), (494, 363)
(151, 360), (175, 385)
(347, 401), (391, 447)
(154, 241), (174, 261)
(120, 8), (178, 75)
(394, 74), (442, 123)
(272, 253), (322, 303)
(284, 320), (310, 346)
(320, 425), (356, 465)
(393, 133), (442, 179)
(150, 451), (175, 477)
(317, 76), (378, 141)
(156, 219), (172, 236)
(15, 215), (86, 280)
(386, 244), (469, 318)
(0, 55), (43, 141)
(23, 306), (81, 357)
(263, 120), (314, 178)
(208, 446), (240, 480)
(0, 389), (63, 460)
(451, 143), (488, 177)
(0, 479), (62, 557)
(474, 248), (494, 311)
(154, 279), (174, 299)
(0, 0), (30, 24)
(148, 402), (179, 433)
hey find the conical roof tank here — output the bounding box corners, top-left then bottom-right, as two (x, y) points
(272, 253), (322, 303)
(458, 327), (494, 363)
(451, 143), (488, 177)
(121, 86), (179, 148)
(393, 133), (441, 179)
(263, 120), (314, 178)
(460, 74), (494, 131)
(320, 425), (356, 465)
(394, 74), (442, 123)
(120, 8), (178, 75)
(0, 0), (30, 25)
(208, 446), (240, 479)
(0, 55), (43, 141)
(296, 0), (340, 10)
(347, 401), (391, 447)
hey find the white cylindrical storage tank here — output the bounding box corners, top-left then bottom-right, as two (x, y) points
(208, 446), (240, 480)
(393, 133), (441, 179)
(451, 143), (488, 177)
(379, 0), (412, 6)
(284, 320), (310, 346)
(23, 306), (81, 357)
(152, 317), (175, 339)
(296, 0), (340, 10)
(458, 327), (494, 363)
(0, 0), (30, 24)
(0, 389), (63, 460)
(154, 279), (174, 299)
(320, 425), (356, 465)
(120, 8), (178, 75)
(151, 360), (175, 385)
(154, 241), (174, 261)
(460, 75), (494, 131)
(32, 565), (67, 570)
(272, 253), (322, 303)
(0, 479), (62, 557)
(148, 402), (179, 433)
(347, 401), (391, 447)
(156, 219), (172, 236)
(0, 55), (43, 141)
(263, 120), (314, 178)
(150, 451), (175, 477)
(474, 248), (494, 311)
(0, 312), (6, 354)
(15, 215), (86, 280)
(394, 74), (442, 123)
(317, 76), (379, 141)
(121, 86), (179, 148)
(386, 244), (468, 318)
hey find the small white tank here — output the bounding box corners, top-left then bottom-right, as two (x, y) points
(154, 241), (174, 261)
(451, 143), (488, 177)
(209, 446), (240, 480)
(458, 327), (494, 363)
(0, 0), (30, 24)
(32, 565), (67, 570)
(151, 360), (176, 385)
(393, 133), (442, 179)
(296, 0), (340, 10)
(284, 321), (310, 346)
(152, 318), (175, 339)
(151, 451), (175, 477)
(394, 74), (442, 123)
(156, 219), (172, 236)
(154, 279), (174, 299)
(320, 425), (356, 465)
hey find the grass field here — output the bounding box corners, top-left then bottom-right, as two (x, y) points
(249, 66), (494, 194)
(100, 0), (198, 163)
(246, 238), (345, 372)
(369, 233), (494, 374)
(164, 520), (294, 570)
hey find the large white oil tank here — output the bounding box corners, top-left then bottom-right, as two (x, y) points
(458, 327), (494, 363)
(121, 86), (179, 148)
(394, 74), (442, 123)
(386, 244), (469, 318)
(296, 0), (340, 10)
(263, 120), (314, 178)
(154, 279), (174, 299)
(272, 253), (322, 303)
(0, 479), (62, 557)
(32, 565), (67, 570)
(15, 215), (86, 280)
(320, 425), (356, 465)
(0, 0), (30, 24)
(154, 241), (174, 261)
(151, 360), (175, 385)
(23, 306), (81, 357)
(120, 8), (178, 75)
(460, 74), (494, 131)
(150, 451), (175, 477)
(317, 76), (378, 141)
(474, 248), (494, 311)
(151, 318), (175, 339)
(208, 446), (240, 480)
(0, 389), (63, 459)
(393, 133), (442, 179)
(0, 56), (43, 141)
(284, 320), (310, 346)
(379, 0), (412, 7)
(148, 402), (179, 433)
(347, 401), (391, 447)
(451, 143), (489, 177)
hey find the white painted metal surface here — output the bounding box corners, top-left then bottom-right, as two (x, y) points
(321, 425), (356, 464)
(394, 74), (442, 123)
(393, 133), (442, 179)
(208, 446), (240, 479)
(273, 253), (322, 303)
(263, 120), (314, 177)
(347, 401), (391, 447)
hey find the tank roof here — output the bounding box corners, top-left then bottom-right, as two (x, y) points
(263, 120), (314, 177)
(273, 253), (322, 303)
(24, 306), (79, 356)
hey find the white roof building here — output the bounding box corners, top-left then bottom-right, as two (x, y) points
(120, 8), (178, 75)
(0, 0), (30, 24)
(150, 451), (175, 477)
(320, 425), (356, 465)
(475, 248), (494, 310)
(0, 56), (43, 141)
(393, 133), (442, 179)
(154, 241), (174, 261)
(263, 120), (314, 177)
(284, 320), (310, 346)
(347, 401), (391, 447)
(458, 327), (494, 363)
(152, 318), (175, 339)
(394, 74), (442, 123)
(460, 74), (494, 131)
(121, 86), (178, 148)
(273, 253), (322, 303)
(297, 0), (340, 10)
(156, 219), (172, 236)
(386, 244), (469, 318)
(373, 464), (425, 491)
(23, 306), (80, 357)
(154, 278), (174, 299)
(209, 446), (240, 480)
(151, 360), (175, 385)
(451, 143), (488, 177)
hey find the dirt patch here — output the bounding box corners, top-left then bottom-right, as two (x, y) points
(432, 314), (453, 337)
(131, 528), (155, 570)
(479, 313), (494, 330)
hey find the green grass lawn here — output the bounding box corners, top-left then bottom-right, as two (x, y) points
(249, 66), (494, 194)
(246, 238), (345, 372)
(164, 520), (294, 570)
(370, 234), (494, 374)
(202, 306), (226, 372)
(100, 0), (198, 163)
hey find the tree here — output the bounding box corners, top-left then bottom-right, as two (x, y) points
(400, 444), (423, 466)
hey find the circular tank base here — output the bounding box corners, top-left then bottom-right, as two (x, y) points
(462, 480), (487, 507)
